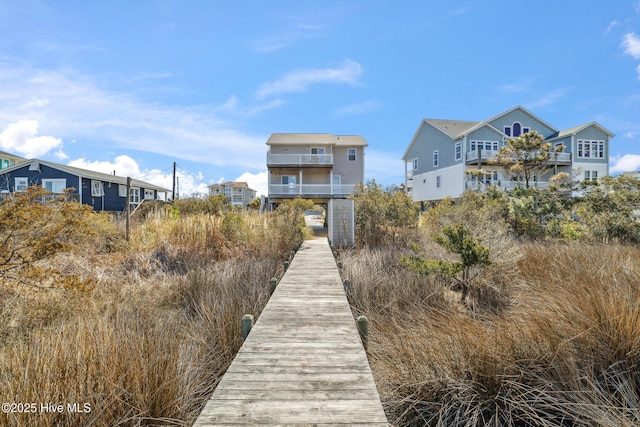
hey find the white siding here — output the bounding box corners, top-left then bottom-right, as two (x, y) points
(411, 164), (464, 201)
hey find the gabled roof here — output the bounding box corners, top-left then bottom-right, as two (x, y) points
(548, 121), (615, 141)
(482, 105), (559, 135)
(427, 119), (479, 139)
(266, 133), (368, 147)
(0, 158), (169, 192)
(402, 119), (477, 160)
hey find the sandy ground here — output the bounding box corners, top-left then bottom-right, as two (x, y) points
(304, 214), (327, 237)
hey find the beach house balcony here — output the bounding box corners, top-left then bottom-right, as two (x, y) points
(266, 153), (333, 167)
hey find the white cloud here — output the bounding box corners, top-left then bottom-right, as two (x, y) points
(68, 155), (142, 177)
(0, 64), (268, 170)
(256, 59), (362, 98)
(605, 20), (621, 34)
(67, 154), (210, 197)
(0, 119), (63, 158)
(610, 153), (640, 173)
(333, 100), (382, 117)
(528, 89), (569, 108)
(235, 170), (268, 197)
(622, 32), (640, 59)
(498, 77), (537, 93)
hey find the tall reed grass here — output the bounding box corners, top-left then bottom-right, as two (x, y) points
(341, 242), (640, 426)
(0, 209), (297, 426)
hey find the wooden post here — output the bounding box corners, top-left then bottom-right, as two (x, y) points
(356, 316), (368, 349)
(269, 278), (278, 295)
(332, 250), (337, 259)
(283, 261), (289, 272)
(290, 250), (295, 261)
(125, 176), (131, 242)
(343, 279), (351, 292)
(241, 314), (254, 342)
(337, 261), (343, 269)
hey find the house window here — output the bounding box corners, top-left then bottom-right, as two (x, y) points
(504, 126), (511, 137)
(413, 158), (418, 170)
(523, 127), (530, 134)
(455, 142), (462, 160)
(584, 170), (598, 181)
(2, 159), (9, 169)
(311, 147), (325, 154)
(577, 140), (605, 159)
(433, 150), (439, 167)
(42, 179), (66, 194)
(470, 141), (498, 151)
(436, 175), (441, 188)
(91, 180), (104, 197)
(144, 189), (155, 200)
(348, 148), (356, 161)
(129, 188), (141, 204)
(15, 177), (28, 192)
(119, 185), (127, 197)
(512, 122), (522, 137)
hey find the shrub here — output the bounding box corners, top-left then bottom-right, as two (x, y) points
(350, 179), (419, 247)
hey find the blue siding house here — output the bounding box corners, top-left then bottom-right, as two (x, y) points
(402, 106), (615, 202)
(0, 158), (169, 212)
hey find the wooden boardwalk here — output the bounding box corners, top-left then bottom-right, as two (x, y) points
(193, 237), (388, 426)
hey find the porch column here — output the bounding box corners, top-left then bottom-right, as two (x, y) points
(330, 169), (334, 195)
(299, 169), (303, 196)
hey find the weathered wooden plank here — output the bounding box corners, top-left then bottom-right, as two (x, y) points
(195, 399), (388, 424)
(193, 237), (387, 426)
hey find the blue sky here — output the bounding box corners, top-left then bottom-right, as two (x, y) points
(1, 0), (640, 196)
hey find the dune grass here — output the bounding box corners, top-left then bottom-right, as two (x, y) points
(341, 241), (640, 426)
(0, 208), (301, 426)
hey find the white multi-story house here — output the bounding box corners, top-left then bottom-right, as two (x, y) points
(266, 133), (368, 246)
(402, 106), (615, 202)
(208, 181), (257, 208)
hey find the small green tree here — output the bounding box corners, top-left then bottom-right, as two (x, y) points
(576, 175), (640, 243)
(490, 131), (563, 188)
(402, 223), (491, 302)
(350, 179), (419, 247)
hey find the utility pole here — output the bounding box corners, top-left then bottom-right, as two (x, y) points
(172, 161), (176, 201)
(126, 176), (131, 241)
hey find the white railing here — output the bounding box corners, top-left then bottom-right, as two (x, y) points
(269, 184), (356, 196)
(550, 152), (571, 163)
(466, 150), (499, 162)
(267, 154), (333, 166)
(465, 180), (550, 191)
(466, 150), (571, 163)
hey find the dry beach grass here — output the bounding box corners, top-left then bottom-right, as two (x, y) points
(0, 208), (301, 426)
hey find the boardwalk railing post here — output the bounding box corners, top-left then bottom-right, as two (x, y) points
(269, 278), (278, 295)
(241, 314), (254, 342)
(290, 250), (295, 261)
(283, 260), (289, 272)
(343, 279), (351, 292)
(356, 316), (368, 349)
